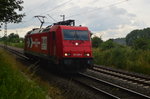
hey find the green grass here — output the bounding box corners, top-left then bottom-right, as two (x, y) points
(0, 49), (48, 99)
(93, 47), (150, 75)
(7, 42), (24, 48)
(0, 41), (24, 48)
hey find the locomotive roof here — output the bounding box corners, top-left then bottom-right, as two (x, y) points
(26, 20), (89, 35)
(27, 28), (44, 34)
(26, 25), (88, 35)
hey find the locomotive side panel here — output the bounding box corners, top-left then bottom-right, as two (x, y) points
(25, 33), (41, 53)
(24, 32), (50, 58)
(40, 33), (49, 55)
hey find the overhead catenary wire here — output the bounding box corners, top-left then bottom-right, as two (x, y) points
(32, 0), (74, 25)
(67, 0), (130, 18)
(24, 0), (50, 15)
(18, 1), (51, 25)
(39, 0), (73, 15)
(47, 14), (57, 22)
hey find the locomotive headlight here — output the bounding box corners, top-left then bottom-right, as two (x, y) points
(75, 42), (79, 46)
(86, 53), (90, 56)
(85, 53), (90, 56)
(64, 53), (68, 56)
(64, 53), (71, 56)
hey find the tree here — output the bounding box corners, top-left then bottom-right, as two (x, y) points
(126, 28), (150, 46)
(100, 39), (116, 50)
(133, 38), (150, 50)
(92, 36), (103, 48)
(0, 0), (25, 25)
(8, 33), (20, 43)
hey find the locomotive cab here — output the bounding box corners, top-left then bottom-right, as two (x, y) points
(59, 26), (93, 70)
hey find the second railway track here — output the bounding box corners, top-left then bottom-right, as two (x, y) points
(75, 72), (150, 99)
(92, 65), (150, 88)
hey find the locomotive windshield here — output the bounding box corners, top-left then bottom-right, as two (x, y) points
(63, 30), (89, 40)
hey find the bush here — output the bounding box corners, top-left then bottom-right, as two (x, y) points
(110, 48), (127, 69)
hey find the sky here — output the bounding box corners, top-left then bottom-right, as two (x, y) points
(1, 0), (150, 40)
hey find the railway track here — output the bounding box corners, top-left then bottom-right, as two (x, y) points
(0, 45), (26, 59)
(92, 65), (150, 88)
(1, 45), (150, 98)
(75, 72), (150, 99)
(7, 47), (29, 60)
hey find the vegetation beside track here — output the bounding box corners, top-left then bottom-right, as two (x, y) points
(0, 41), (24, 48)
(92, 28), (150, 75)
(7, 42), (24, 48)
(93, 42), (150, 75)
(0, 33), (24, 48)
(0, 49), (47, 98)
(0, 48), (65, 99)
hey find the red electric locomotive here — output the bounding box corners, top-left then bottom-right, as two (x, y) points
(24, 20), (93, 71)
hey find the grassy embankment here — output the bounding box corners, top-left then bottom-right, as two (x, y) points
(93, 47), (150, 75)
(0, 49), (48, 98)
(0, 49), (64, 99)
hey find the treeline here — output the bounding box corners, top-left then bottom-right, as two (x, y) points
(92, 27), (150, 75)
(0, 33), (24, 48)
(0, 33), (23, 43)
(92, 27), (150, 50)
(126, 28), (150, 50)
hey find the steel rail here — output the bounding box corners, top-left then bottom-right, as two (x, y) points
(92, 65), (150, 87)
(72, 76), (120, 99)
(78, 72), (150, 99)
(6, 47), (29, 60)
(94, 65), (150, 81)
